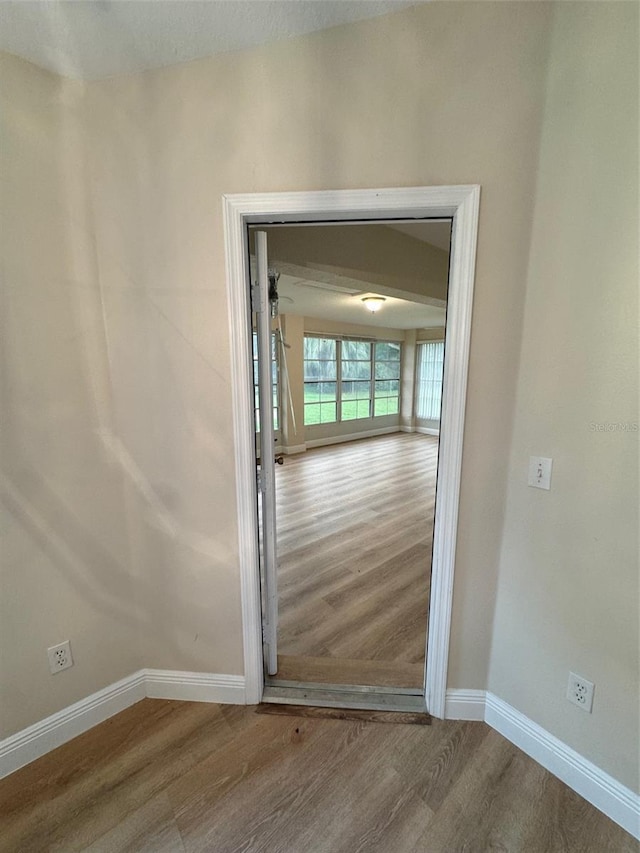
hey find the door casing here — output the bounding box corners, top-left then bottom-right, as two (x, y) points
(223, 185), (480, 717)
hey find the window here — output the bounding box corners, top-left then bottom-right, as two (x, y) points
(416, 341), (444, 421)
(304, 335), (401, 425)
(374, 341), (401, 416)
(341, 340), (372, 420)
(253, 332), (279, 431)
(303, 337), (337, 425)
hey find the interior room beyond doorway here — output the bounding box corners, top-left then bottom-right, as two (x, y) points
(252, 219), (451, 694)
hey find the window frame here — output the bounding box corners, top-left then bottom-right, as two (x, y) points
(302, 336), (338, 426)
(373, 340), (402, 418)
(415, 339), (445, 422)
(303, 334), (402, 426)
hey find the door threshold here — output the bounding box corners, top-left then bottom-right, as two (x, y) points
(262, 684), (427, 714)
(265, 677), (423, 697)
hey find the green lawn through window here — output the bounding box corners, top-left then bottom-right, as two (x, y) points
(304, 389), (398, 424)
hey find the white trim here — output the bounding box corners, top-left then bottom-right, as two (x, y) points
(416, 426), (440, 436)
(445, 690), (639, 839)
(305, 426), (398, 449)
(223, 200), (265, 705)
(485, 693), (640, 840)
(0, 671), (146, 780)
(424, 186), (479, 718)
(145, 669), (246, 704)
(445, 688), (486, 721)
(223, 185), (480, 717)
(280, 444), (307, 455)
(400, 425), (440, 436)
(0, 668), (247, 781)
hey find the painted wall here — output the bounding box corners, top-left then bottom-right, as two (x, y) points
(489, 2), (639, 792)
(0, 56), (143, 737)
(85, 0), (553, 693)
(1, 1), (554, 737)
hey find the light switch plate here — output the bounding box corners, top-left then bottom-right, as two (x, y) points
(528, 456), (552, 490)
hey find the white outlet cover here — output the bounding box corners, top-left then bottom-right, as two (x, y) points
(567, 671), (594, 713)
(47, 640), (74, 674)
(528, 456), (552, 490)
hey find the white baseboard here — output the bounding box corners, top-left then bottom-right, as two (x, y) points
(0, 668), (246, 781)
(0, 670), (147, 780)
(306, 426), (399, 449)
(280, 444), (306, 455)
(145, 669), (246, 704)
(486, 693), (639, 840)
(400, 425), (440, 436)
(445, 688), (486, 721)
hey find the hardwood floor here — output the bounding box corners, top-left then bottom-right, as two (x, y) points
(0, 698), (636, 852)
(274, 432), (436, 688)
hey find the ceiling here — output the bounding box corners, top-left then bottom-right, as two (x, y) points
(277, 274), (446, 331)
(0, 0), (415, 81)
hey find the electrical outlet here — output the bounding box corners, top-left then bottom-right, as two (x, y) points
(47, 641), (73, 674)
(567, 671), (594, 712)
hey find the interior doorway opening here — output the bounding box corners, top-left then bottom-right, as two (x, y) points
(223, 185), (480, 717)
(249, 220), (451, 711)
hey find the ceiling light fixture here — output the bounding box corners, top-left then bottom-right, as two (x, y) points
(362, 296), (386, 314)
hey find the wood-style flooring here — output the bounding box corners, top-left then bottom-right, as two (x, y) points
(1, 698), (636, 852)
(274, 433), (436, 688)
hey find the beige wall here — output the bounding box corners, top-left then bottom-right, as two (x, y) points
(1, 1), (553, 736)
(0, 57), (143, 736)
(488, 2), (639, 791)
(82, 68), (246, 678)
(417, 328), (446, 343)
(94, 0), (550, 694)
(279, 314), (305, 451)
(4, 3), (636, 796)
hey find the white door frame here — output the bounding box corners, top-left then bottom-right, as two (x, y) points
(223, 185), (480, 717)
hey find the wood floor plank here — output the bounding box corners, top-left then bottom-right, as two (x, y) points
(274, 653), (424, 688)
(255, 703), (431, 725)
(0, 700), (635, 853)
(274, 433), (436, 688)
(171, 717), (378, 852)
(81, 792), (185, 853)
(0, 700), (233, 852)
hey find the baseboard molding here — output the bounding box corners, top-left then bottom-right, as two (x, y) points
(416, 426), (440, 436)
(0, 668), (247, 781)
(445, 688), (487, 721)
(0, 670), (147, 780)
(306, 426), (399, 449)
(484, 693), (640, 840)
(280, 444), (306, 455)
(400, 425), (440, 436)
(144, 669), (246, 704)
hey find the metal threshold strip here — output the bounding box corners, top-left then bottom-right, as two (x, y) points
(262, 684), (428, 714)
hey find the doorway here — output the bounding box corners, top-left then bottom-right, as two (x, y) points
(250, 221), (449, 709)
(223, 186), (480, 717)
